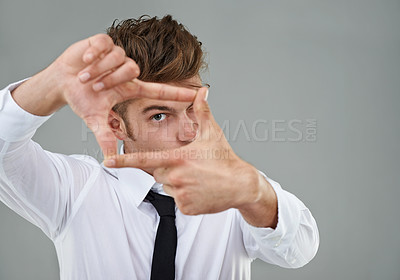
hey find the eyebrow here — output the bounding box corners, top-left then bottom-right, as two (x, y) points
(142, 105), (177, 114)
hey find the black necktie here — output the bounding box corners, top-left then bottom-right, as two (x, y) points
(146, 190), (177, 280)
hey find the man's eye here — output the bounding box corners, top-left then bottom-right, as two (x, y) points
(151, 113), (167, 122)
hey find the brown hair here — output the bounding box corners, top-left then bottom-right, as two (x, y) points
(107, 15), (205, 83)
(107, 15), (206, 119)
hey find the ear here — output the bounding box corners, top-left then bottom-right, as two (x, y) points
(108, 110), (129, 141)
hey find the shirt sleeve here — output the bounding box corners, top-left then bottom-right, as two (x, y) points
(239, 171), (320, 268)
(0, 80), (101, 240)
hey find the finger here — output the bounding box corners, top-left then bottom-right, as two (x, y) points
(104, 149), (180, 169)
(118, 79), (197, 102)
(162, 184), (176, 197)
(153, 167), (170, 184)
(78, 46), (135, 84)
(193, 87), (217, 137)
(91, 58), (140, 93)
(85, 115), (118, 159)
(82, 34), (114, 64)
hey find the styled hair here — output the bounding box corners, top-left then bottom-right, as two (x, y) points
(107, 15), (206, 119)
(107, 15), (206, 83)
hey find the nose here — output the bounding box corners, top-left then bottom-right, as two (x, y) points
(177, 113), (198, 143)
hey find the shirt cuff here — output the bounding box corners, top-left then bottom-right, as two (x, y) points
(244, 171), (306, 252)
(0, 79), (53, 142)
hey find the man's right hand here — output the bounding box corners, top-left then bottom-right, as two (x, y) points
(11, 34), (197, 158)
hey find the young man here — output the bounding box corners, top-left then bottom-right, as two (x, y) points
(0, 15), (319, 279)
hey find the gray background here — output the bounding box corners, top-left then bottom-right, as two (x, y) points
(1, 0), (399, 279)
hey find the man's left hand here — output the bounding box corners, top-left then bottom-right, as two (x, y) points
(105, 88), (278, 228)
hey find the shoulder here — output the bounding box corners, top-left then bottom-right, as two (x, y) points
(69, 154), (119, 180)
(68, 154), (102, 167)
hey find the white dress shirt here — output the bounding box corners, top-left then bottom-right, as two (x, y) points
(0, 80), (319, 280)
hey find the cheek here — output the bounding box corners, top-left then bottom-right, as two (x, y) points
(134, 121), (180, 148)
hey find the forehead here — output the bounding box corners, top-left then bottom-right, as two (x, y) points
(168, 76), (202, 89)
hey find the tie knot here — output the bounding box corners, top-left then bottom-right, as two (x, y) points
(146, 190), (176, 218)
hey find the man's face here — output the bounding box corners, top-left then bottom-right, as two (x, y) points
(116, 76), (202, 155)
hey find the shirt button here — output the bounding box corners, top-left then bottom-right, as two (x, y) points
(274, 240), (281, 247)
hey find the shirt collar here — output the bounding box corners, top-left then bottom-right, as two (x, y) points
(116, 167), (156, 207)
(102, 144), (169, 207)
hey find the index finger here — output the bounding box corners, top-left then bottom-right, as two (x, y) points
(104, 149), (180, 169)
(118, 79), (197, 103)
(82, 34), (114, 64)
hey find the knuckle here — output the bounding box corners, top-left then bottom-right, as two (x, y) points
(94, 33), (106, 39)
(153, 168), (161, 178)
(96, 34), (113, 49)
(153, 168), (164, 181)
(174, 191), (195, 215)
(109, 51), (124, 64)
(169, 156), (183, 166)
(101, 75), (114, 89)
(135, 81), (143, 96)
(137, 155), (148, 166)
(177, 158), (188, 167)
(163, 186), (175, 198)
(176, 189), (189, 203)
(168, 172), (182, 186)
(117, 155), (125, 166)
(99, 33), (112, 43)
(159, 85), (167, 99)
(83, 65), (95, 77)
(125, 61), (139, 78)
(194, 103), (203, 113)
(202, 104), (211, 113)
(179, 156), (189, 165)
(115, 46), (125, 55)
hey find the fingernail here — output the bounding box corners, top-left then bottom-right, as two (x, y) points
(84, 53), (94, 63)
(93, 82), (104, 91)
(78, 72), (90, 82)
(103, 159), (116, 167)
(204, 89), (209, 101)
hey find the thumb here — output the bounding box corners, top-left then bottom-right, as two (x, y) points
(193, 87), (217, 141)
(193, 87), (226, 143)
(193, 87), (213, 127)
